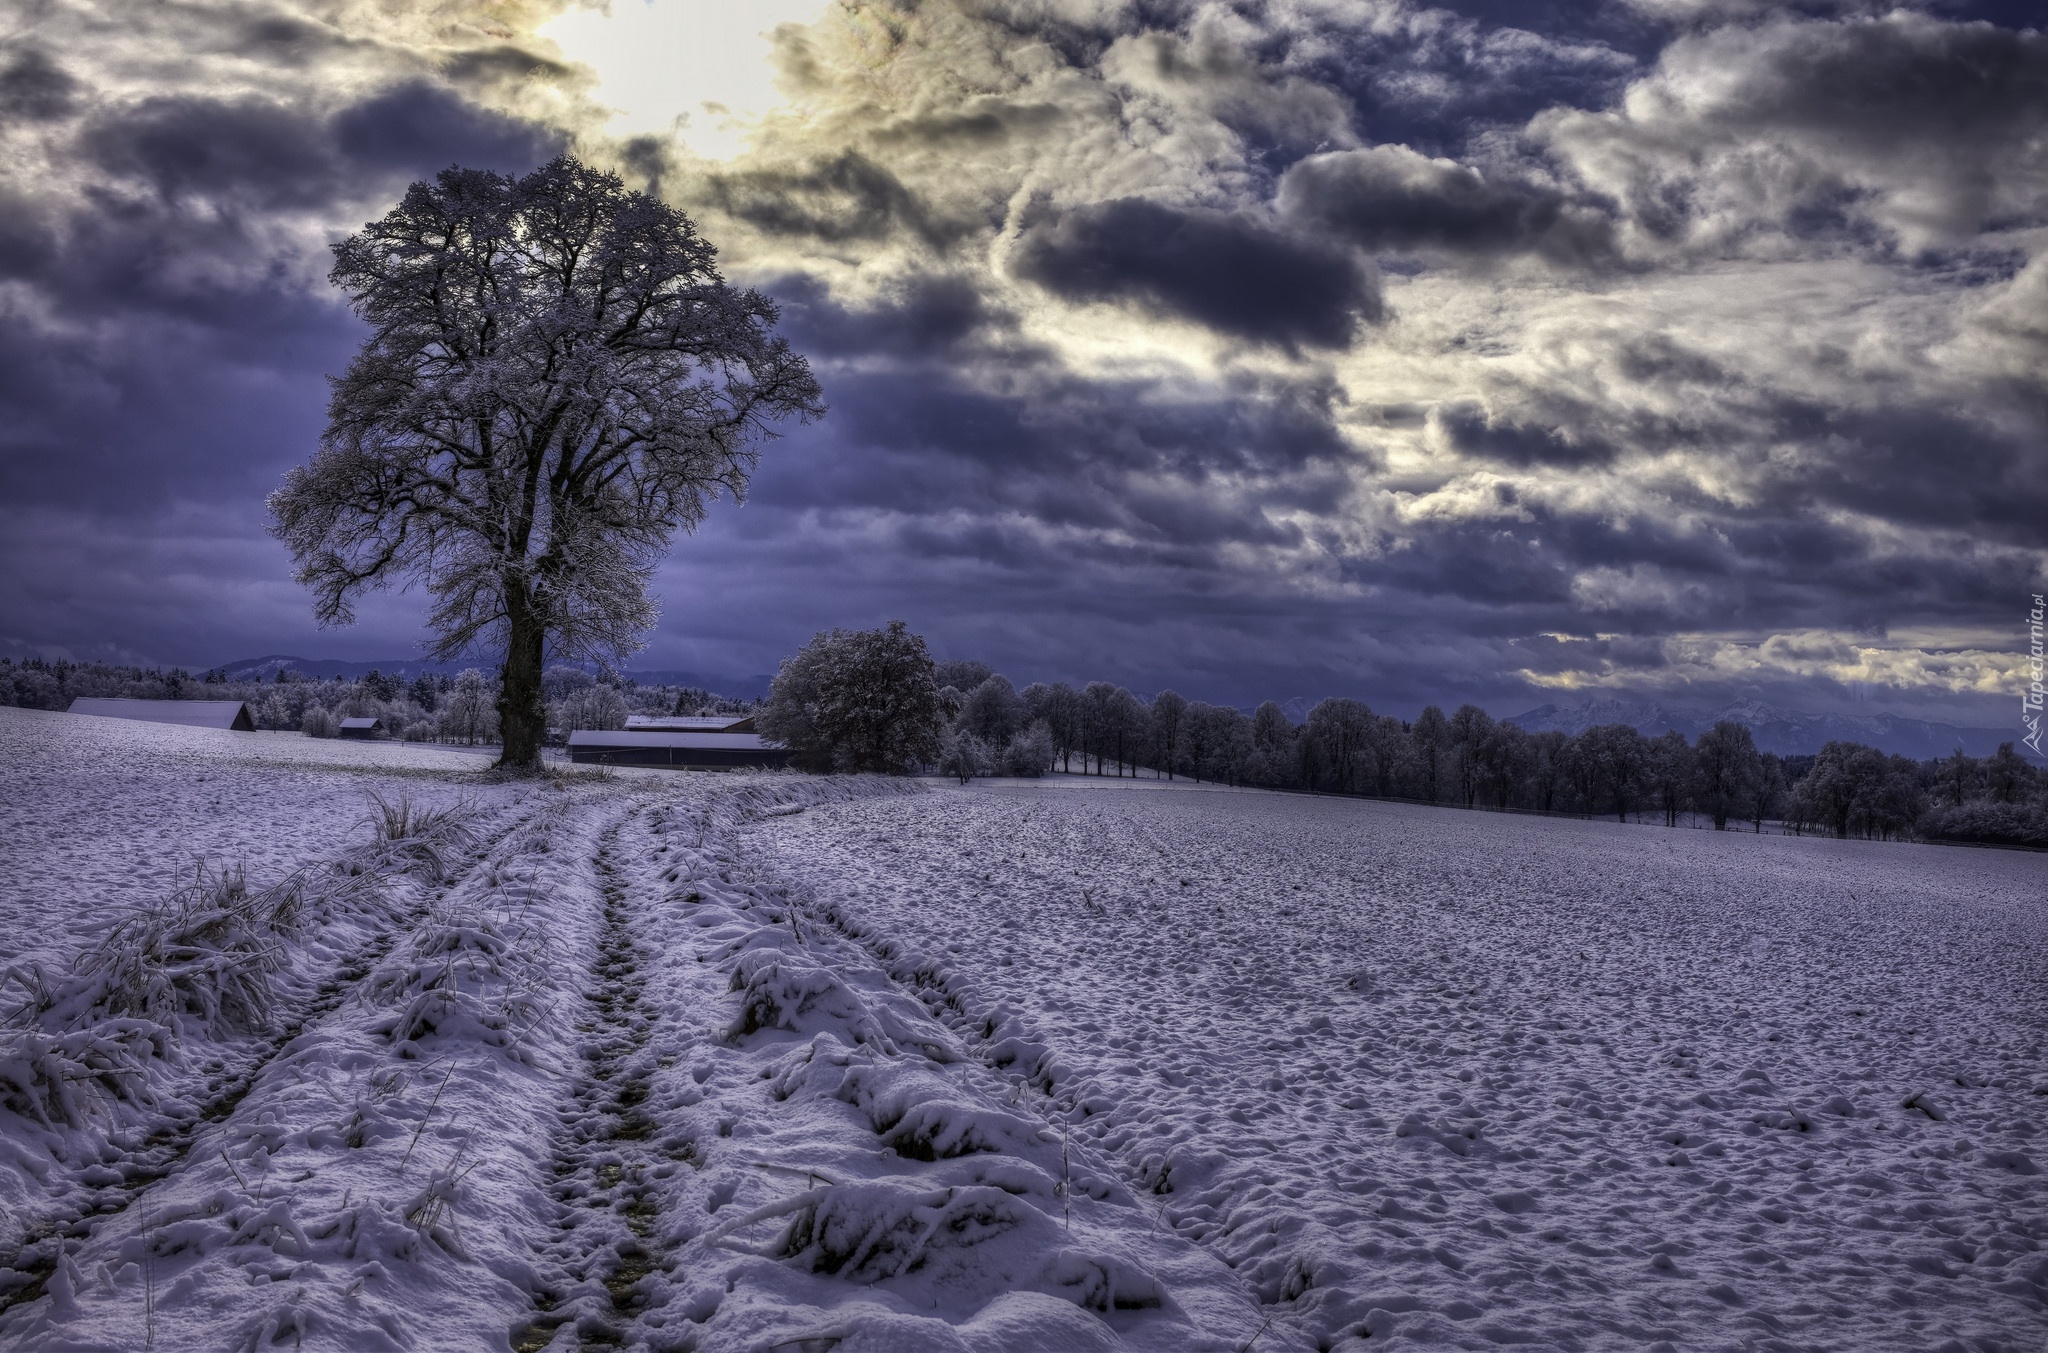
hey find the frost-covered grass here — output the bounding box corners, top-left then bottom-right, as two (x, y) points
(751, 778), (2048, 1352)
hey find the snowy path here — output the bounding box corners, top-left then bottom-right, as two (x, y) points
(511, 780), (1271, 1352)
(750, 778), (2048, 1353)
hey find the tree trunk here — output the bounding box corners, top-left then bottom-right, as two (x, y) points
(497, 588), (547, 771)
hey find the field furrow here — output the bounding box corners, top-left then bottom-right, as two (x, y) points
(0, 788), (621, 1350)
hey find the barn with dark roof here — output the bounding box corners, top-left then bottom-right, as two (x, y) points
(68, 697), (255, 731)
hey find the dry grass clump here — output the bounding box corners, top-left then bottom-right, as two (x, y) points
(87, 863), (303, 1031)
(0, 862), (316, 1132)
(358, 790), (480, 881)
(22, 862), (305, 1038)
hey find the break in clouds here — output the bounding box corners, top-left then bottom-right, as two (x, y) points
(1, 0), (2044, 720)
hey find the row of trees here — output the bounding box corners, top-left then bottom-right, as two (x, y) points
(936, 676), (1805, 830)
(750, 626), (2046, 846)
(15, 635), (2046, 846)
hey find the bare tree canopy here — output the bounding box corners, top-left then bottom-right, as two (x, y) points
(269, 157), (824, 768)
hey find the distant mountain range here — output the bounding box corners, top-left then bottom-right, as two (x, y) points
(213, 655), (770, 698)
(214, 655), (457, 682)
(1506, 697), (2026, 761)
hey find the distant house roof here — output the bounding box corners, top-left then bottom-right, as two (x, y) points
(624, 714), (752, 731)
(567, 729), (787, 769)
(68, 697), (255, 732)
(339, 717), (382, 730)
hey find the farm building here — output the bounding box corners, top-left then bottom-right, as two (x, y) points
(623, 714), (756, 732)
(338, 717), (384, 739)
(567, 729), (788, 770)
(68, 697), (254, 731)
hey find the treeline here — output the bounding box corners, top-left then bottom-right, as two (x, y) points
(747, 626), (2045, 846)
(0, 657), (750, 746)
(13, 649), (2044, 848)
(925, 662), (2046, 847)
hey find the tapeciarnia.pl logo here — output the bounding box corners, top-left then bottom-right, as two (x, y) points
(2026, 593), (2045, 756)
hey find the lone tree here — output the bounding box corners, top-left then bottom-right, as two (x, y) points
(757, 621), (943, 774)
(270, 157), (823, 769)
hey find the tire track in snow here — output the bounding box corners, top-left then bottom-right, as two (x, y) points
(697, 799), (1292, 1352)
(0, 794), (547, 1334)
(505, 775), (1269, 1351)
(513, 804), (679, 1353)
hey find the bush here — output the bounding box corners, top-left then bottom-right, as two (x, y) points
(302, 706), (339, 738)
(358, 791), (479, 881)
(402, 720), (438, 743)
(939, 730), (991, 783)
(1002, 721), (1056, 777)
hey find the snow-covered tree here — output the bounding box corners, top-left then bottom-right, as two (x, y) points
(1576, 723), (1652, 822)
(269, 158), (822, 770)
(1647, 729), (1695, 826)
(438, 669), (498, 746)
(1023, 682), (1085, 774)
(1693, 720), (1762, 830)
(1185, 701), (1254, 784)
(555, 683), (629, 732)
(1410, 705), (1448, 803)
(939, 729), (992, 783)
(1147, 689), (1188, 779)
(1304, 697), (1373, 793)
(1475, 718), (1533, 809)
(1248, 701), (1299, 787)
(959, 674), (1027, 747)
(1001, 721), (1057, 777)
(758, 621), (943, 774)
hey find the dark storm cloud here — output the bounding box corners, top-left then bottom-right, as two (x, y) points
(770, 272), (1019, 362)
(1759, 403), (2048, 540)
(0, 47), (80, 122)
(1278, 145), (1617, 266)
(816, 361), (1352, 493)
(81, 83), (563, 213)
(1435, 401), (1616, 467)
(1011, 198), (1379, 349)
(704, 152), (955, 246)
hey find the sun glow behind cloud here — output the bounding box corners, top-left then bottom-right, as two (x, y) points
(538, 0), (832, 160)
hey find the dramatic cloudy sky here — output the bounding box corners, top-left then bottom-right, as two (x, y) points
(3, 0), (2044, 720)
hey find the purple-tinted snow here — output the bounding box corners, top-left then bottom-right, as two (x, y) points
(751, 777), (2048, 1352)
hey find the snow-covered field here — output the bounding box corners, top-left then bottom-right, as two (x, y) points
(751, 779), (2048, 1352)
(1, 707), (2042, 1351)
(0, 706), (522, 969)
